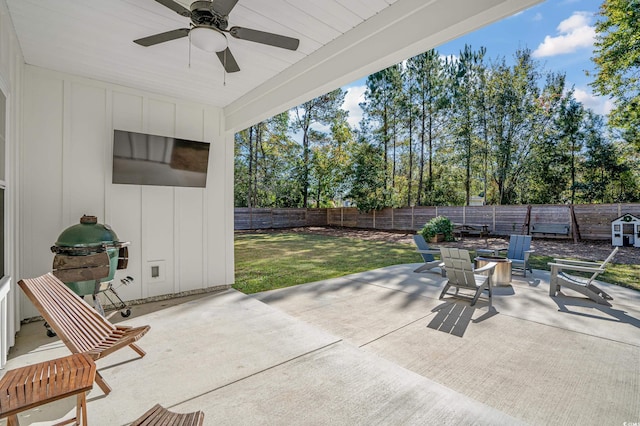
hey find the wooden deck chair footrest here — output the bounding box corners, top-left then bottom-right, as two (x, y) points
(131, 404), (204, 426)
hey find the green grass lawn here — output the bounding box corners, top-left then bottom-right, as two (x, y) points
(234, 232), (421, 294)
(234, 232), (640, 294)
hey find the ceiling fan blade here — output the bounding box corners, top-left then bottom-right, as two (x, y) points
(154, 0), (191, 17)
(212, 0), (239, 16)
(134, 28), (190, 47)
(216, 48), (240, 73)
(229, 27), (299, 51)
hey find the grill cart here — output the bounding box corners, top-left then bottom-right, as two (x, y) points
(50, 215), (133, 326)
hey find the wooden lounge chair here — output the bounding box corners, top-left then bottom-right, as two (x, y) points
(439, 247), (496, 308)
(18, 273), (150, 395)
(131, 404), (204, 426)
(412, 234), (443, 273)
(548, 247), (618, 306)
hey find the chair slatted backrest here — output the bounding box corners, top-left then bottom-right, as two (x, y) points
(507, 235), (531, 261)
(441, 248), (477, 289)
(601, 246), (619, 267)
(585, 246), (619, 285)
(19, 273), (116, 354)
(413, 235), (434, 262)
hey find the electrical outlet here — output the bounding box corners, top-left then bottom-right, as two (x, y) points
(147, 260), (166, 283)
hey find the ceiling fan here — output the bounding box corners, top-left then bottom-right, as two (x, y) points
(134, 0), (300, 73)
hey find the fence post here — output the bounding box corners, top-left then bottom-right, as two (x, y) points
(463, 206), (466, 224)
(411, 206), (414, 230)
(373, 210), (376, 229)
(493, 205), (496, 234)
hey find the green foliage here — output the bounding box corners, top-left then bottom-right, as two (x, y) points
(291, 89), (347, 207)
(419, 215), (454, 241)
(591, 0), (640, 150)
(234, 36), (640, 208)
(347, 139), (390, 212)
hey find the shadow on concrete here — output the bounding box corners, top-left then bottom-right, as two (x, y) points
(552, 293), (640, 329)
(427, 301), (497, 337)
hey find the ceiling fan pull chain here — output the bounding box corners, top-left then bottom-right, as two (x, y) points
(188, 31), (192, 68)
(223, 49), (227, 86)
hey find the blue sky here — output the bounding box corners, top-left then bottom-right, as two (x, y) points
(341, 0), (610, 128)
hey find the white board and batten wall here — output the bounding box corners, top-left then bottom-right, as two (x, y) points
(1, 0), (24, 367)
(19, 65), (234, 320)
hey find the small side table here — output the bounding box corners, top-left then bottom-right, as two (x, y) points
(0, 353), (96, 426)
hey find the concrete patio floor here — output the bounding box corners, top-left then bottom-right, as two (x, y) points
(2, 264), (640, 425)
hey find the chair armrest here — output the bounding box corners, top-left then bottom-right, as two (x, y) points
(475, 262), (497, 274)
(547, 262), (604, 274)
(552, 258), (601, 267)
(476, 248), (498, 256)
(416, 249), (442, 256)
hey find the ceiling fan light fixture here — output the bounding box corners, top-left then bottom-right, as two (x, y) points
(190, 26), (227, 52)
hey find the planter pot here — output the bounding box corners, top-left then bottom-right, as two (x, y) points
(429, 233), (445, 243)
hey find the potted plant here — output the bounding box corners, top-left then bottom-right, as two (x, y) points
(419, 215), (454, 243)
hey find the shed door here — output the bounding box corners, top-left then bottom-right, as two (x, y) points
(612, 223), (624, 246)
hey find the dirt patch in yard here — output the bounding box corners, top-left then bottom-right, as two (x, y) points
(241, 226), (638, 265)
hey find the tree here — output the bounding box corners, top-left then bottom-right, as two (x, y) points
(486, 50), (563, 204)
(557, 97), (586, 204)
(291, 89), (346, 207)
(449, 45), (485, 205)
(590, 0), (640, 149)
(578, 111), (628, 203)
(363, 65), (403, 203)
(234, 113), (302, 208)
(406, 50), (449, 206)
(347, 133), (388, 212)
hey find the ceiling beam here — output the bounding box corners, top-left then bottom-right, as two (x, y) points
(224, 0), (543, 132)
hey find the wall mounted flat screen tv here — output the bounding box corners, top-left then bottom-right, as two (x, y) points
(112, 130), (210, 188)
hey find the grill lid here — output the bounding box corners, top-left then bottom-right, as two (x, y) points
(52, 215), (120, 251)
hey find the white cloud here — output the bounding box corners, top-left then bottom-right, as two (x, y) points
(532, 11), (595, 57)
(573, 87), (614, 116)
(342, 85), (366, 128)
(532, 12), (543, 22)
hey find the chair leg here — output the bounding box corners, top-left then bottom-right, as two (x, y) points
(77, 392), (88, 425)
(95, 371), (112, 395)
(130, 343), (147, 357)
(439, 283), (450, 300)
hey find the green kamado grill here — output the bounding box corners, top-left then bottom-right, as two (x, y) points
(50, 215), (132, 321)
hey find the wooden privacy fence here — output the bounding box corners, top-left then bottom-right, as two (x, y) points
(235, 203), (640, 241)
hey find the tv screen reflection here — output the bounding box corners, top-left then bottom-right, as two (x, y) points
(112, 130), (210, 188)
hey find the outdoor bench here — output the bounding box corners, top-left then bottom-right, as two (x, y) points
(453, 223), (490, 238)
(531, 223), (570, 236)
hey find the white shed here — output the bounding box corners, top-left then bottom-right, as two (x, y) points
(611, 214), (640, 247)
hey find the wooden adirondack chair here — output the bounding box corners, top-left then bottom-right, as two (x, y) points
(548, 247), (618, 306)
(439, 247), (496, 308)
(18, 273), (150, 395)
